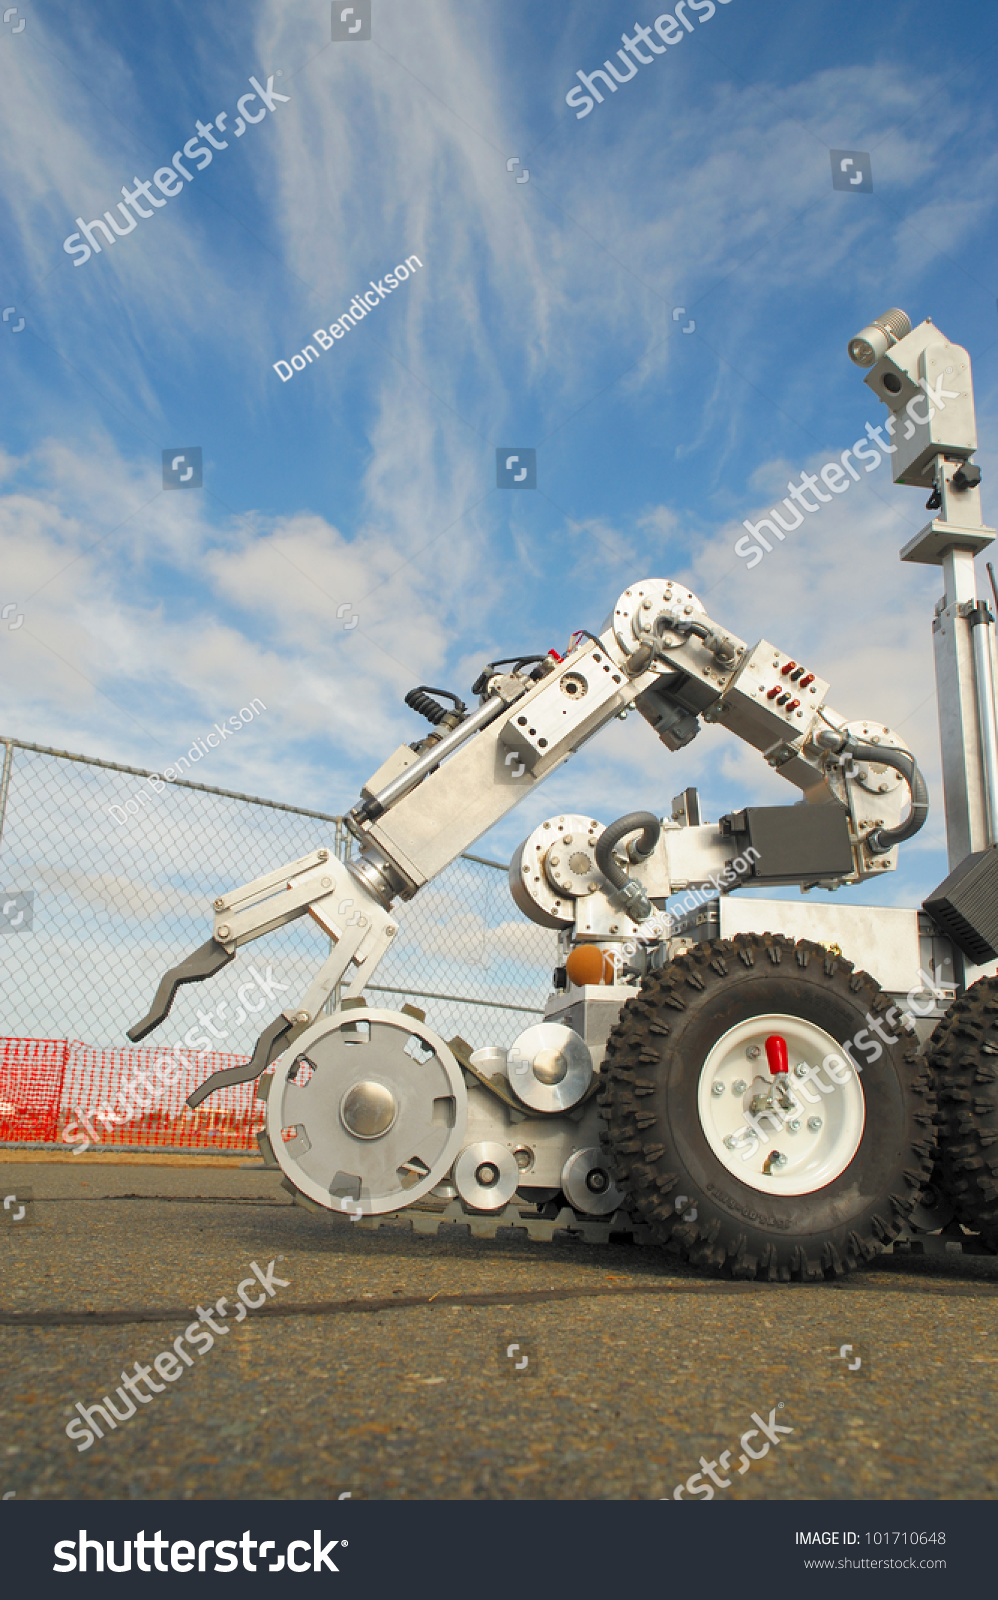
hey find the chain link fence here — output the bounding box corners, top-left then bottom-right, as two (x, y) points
(0, 737), (557, 1148)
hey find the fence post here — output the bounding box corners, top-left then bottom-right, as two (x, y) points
(326, 816), (345, 1016)
(0, 739), (14, 857)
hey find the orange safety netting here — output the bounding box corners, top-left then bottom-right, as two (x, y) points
(0, 1037), (265, 1152)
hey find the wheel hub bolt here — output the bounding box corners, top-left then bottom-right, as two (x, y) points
(476, 1162), (500, 1187)
(807, 1117), (823, 1132)
(787, 1118), (801, 1133)
(745, 1045), (761, 1060)
(712, 1081), (726, 1096)
(794, 1063), (809, 1078)
(731, 1078), (747, 1095)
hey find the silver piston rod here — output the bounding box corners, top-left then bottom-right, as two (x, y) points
(352, 693), (510, 823)
(970, 603), (998, 845)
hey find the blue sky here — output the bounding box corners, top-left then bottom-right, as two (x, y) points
(3, 0), (998, 917)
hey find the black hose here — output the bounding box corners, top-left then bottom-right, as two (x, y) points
(595, 811), (662, 890)
(404, 686), (467, 726)
(471, 656), (548, 697)
(851, 743), (929, 853)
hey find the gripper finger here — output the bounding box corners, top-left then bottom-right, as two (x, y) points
(186, 1013), (294, 1108)
(126, 937), (236, 1042)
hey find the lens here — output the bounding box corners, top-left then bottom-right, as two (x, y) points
(847, 308), (911, 367)
(848, 334), (879, 367)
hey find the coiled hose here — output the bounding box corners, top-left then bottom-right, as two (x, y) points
(404, 686), (467, 726)
(595, 811), (662, 890)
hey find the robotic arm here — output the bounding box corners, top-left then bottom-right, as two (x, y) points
(128, 576), (925, 1102)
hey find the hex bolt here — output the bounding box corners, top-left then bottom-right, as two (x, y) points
(216, 924), (231, 940)
(712, 1081), (726, 1097)
(731, 1078), (747, 1095)
(807, 1116), (823, 1132)
(295, 1011), (310, 1025)
(318, 849), (329, 861)
(386, 925), (397, 937)
(213, 898), (225, 911)
(786, 1118), (801, 1133)
(794, 1063), (809, 1078)
(746, 1044), (761, 1060)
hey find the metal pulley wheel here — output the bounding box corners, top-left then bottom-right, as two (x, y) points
(453, 1141), (519, 1211)
(266, 1007), (467, 1215)
(561, 1147), (624, 1215)
(506, 1021), (593, 1112)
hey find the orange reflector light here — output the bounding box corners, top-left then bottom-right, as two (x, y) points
(565, 945), (617, 986)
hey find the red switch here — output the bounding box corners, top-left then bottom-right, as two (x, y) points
(765, 1034), (789, 1075)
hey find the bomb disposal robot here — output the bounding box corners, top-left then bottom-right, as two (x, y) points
(130, 309), (998, 1280)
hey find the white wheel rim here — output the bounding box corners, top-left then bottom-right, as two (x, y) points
(697, 1013), (866, 1196)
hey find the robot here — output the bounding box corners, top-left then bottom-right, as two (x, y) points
(129, 308), (998, 1280)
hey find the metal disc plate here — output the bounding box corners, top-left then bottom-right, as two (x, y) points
(454, 1141), (519, 1211)
(507, 1021), (593, 1112)
(509, 814), (605, 929)
(612, 579), (705, 658)
(266, 1007), (467, 1215)
(824, 719), (905, 801)
(561, 1146), (623, 1215)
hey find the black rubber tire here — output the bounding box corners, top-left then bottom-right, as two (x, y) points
(927, 976), (998, 1251)
(598, 932), (937, 1281)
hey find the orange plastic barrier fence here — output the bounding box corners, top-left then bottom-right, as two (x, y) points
(0, 1037), (265, 1152)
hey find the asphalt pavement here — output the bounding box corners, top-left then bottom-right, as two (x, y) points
(2, 1155), (997, 1501)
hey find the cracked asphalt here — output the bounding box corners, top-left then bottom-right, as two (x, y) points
(1, 1154), (997, 1501)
